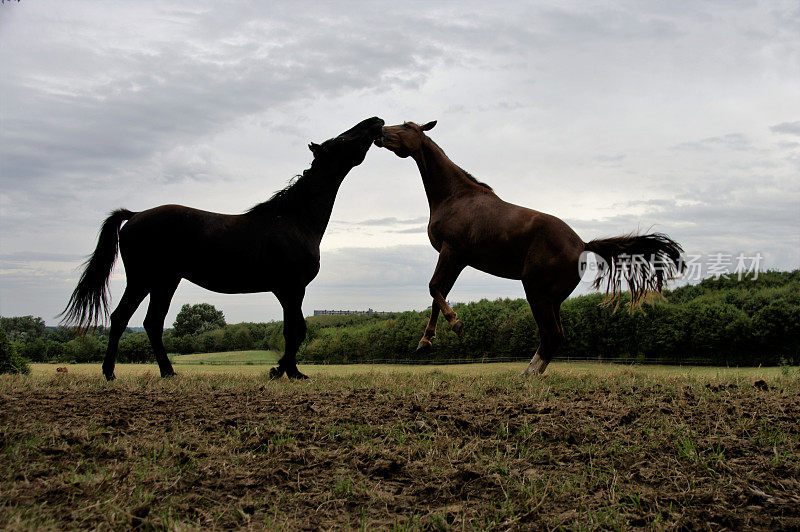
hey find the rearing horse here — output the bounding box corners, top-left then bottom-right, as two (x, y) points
(62, 117), (385, 381)
(375, 121), (684, 375)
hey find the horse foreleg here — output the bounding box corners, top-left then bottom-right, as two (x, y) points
(421, 247), (466, 348)
(273, 287), (308, 380)
(433, 291), (463, 336)
(417, 303), (440, 351)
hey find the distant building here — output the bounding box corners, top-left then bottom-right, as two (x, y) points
(313, 308), (392, 316)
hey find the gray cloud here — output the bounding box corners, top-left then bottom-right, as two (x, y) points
(0, 3), (445, 195)
(315, 245), (436, 288)
(567, 196), (800, 268)
(0, 251), (85, 264)
(770, 121), (800, 136)
(595, 154), (626, 163)
(391, 226), (428, 234)
(671, 133), (753, 152)
(354, 217), (428, 226)
(308, 245), (530, 313)
(1, 1), (799, 324)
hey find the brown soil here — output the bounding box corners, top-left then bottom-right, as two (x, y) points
(1, 373), (799, 530)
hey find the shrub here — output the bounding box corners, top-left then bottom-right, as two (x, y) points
(0, 328), (30, 375)
(118, 333), (153, 363)
(64, 334), (105, 363)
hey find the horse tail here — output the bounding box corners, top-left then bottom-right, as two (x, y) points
(583, 232), (685, 310)
(59, 209), (136, 330)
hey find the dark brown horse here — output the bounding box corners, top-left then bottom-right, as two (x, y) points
(375, 121), (684, 375)
(61, 117), (385, 381)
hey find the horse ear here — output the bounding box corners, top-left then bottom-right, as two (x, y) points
(308, 142), (320, 155)
(420, 121), (437, 131)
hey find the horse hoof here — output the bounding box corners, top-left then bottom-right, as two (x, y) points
(269, 366), (284, 380)
(451, 320), (464, 337)
(161, 372), (177, 378)
(288, 371), (309, 380)
(104, 373), (116, 382)
(416, 340), (432, 352)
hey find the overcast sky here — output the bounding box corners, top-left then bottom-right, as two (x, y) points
(1, 1), (798, 326)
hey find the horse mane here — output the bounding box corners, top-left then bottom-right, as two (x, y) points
(427, 137), (493, 191)
(461, 169), (493, 191)
(246, 163), (322, 215)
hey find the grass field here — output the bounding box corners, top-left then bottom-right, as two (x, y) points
(2, 363), (799, 529)
(28, 359), (790, 380)
(169, 350), (280, 365)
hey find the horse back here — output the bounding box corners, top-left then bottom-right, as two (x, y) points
(118, 205), (320, 292)
(429, 194), (583, 279)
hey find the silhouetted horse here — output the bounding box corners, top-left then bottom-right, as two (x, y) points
(62, 117), (385, 381)
(375, 121), (684, 375)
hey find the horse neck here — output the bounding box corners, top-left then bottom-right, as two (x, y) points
(254, 166), (347, 241)
(298, 168), (347, 238)
(413, 137), (476, 209)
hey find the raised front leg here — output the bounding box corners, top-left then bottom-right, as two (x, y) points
(418, 245), (465, 351)
(271, 287), (308, 380)
(433, 291), (463, 335)
(417, 302), (440, 352)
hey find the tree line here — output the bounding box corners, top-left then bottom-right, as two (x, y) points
(1, 270), (797, 371)
(300, 270), (799, 366)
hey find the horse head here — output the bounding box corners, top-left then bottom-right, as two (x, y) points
(308, 116), (385, 169)
(374, 120), (437, 158)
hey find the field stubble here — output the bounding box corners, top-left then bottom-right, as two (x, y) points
(1, 367), (799, 530)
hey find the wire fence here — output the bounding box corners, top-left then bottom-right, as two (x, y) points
(172, 356), (722, 367)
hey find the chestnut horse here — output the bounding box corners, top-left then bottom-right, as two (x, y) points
(61, 117), (385, 381)
(375, 121), (683, 375)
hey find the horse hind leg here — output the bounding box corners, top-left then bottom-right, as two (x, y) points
(523, 298), (566, 376)
(143, 279), (180, 378)
(103, 283), (148, 380)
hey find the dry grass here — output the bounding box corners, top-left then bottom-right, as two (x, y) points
(28, 360), (788, 379)
(2, 367), (799, 530)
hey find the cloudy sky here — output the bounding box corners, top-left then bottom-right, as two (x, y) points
(1, 1), (798, 326)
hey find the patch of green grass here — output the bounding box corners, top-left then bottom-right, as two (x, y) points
(755, 421), (786, 448)
(331, 475), (353, 497)
(676, 435), (699, 462)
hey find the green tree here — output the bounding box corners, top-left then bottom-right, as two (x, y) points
(198, 328), (225, 353)
(118, 333), (153, 363)
(224, 325), (254, 351)
(0, 328), (30, 374)
(174, 335), (199, 355)
(64, 334), (105, 363)
(172, 303), (226, 337)
(17, 337), (48, 362)
(45, 340), (67, 361)
(0, 315), (46, 342)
